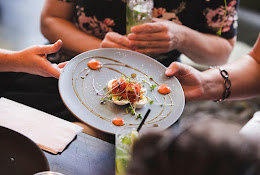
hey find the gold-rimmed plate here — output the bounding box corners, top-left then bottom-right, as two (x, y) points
(59, 48), (185, 134)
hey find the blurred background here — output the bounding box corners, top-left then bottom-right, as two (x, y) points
(0, 0), (259, 127)
(0, 0), (47, 50)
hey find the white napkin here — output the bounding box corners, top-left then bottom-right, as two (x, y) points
(0, 97), (83, 154)
(240, 111), (260, 144)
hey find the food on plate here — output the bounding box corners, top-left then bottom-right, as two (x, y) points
(158, 84), (171, 95)
(112, 117), (125, 126)
(107, 76), (148, 109)
(92, 73), (173, 121)
(88, 59), (102, 70)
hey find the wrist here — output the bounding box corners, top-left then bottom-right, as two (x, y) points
(174, 25), (189, 51)
(211, 66), (231, 102)
(0, 49), (18, 72)
(201, 68), (225, 101)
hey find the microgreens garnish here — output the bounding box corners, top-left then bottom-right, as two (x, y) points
(100, 99), (106, 104)
(129, 106), (136, 115)
(117, 96), (122, 101)
(137, 113), (142, 119)
(150, 85), (157, 90)
(149, 100), (154, 104)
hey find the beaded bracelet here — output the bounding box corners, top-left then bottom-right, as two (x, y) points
(210, 66), (231, 102)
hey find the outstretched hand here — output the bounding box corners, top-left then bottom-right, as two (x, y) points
(165, 62), (204, 102)
(14, 40), (67, 79)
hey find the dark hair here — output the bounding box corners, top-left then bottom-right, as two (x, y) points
(128, 118), (260, 175)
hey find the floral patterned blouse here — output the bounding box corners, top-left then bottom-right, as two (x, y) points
(58, 0), (239, 65)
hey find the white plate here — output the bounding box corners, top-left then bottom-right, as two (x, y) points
(59, 48), (185, 134)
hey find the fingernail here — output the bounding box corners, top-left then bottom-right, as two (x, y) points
(165, 69), (173, 75)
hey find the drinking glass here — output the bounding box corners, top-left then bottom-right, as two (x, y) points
(126, 0), (154, 35)
(115, 127), (139, 175)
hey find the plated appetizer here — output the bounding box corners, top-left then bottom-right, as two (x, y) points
(87, 58), (173, 126)
(91, 72), (174, 123)
(107, 76), (149, 109)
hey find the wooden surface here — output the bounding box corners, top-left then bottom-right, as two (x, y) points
(44, 133), (115, 175)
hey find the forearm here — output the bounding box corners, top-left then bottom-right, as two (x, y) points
(177, 25), (234, 66)
(41, 17), (102, 54)
(201, 55), (260, 101)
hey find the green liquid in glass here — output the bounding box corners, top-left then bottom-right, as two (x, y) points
(126, 1), (153, 35)
(115, 129), (139, 175)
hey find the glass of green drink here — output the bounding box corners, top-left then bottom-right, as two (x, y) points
(115, 127), (139, 175)
(126, 0), (154, 35)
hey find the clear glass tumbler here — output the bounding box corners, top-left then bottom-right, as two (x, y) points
(126, 0), (154, 35)
(115, 127), (139, 175)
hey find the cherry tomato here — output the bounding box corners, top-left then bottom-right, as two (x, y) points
(158, 84), (171, 95)
(111, 77), (142, 102)
(134, 83), (141, 95)
(112, 77), (127, 94)
(128, 82), (141, 95)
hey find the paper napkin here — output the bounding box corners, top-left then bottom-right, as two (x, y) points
(240, 111), (260, 144)
(0, 97), (83, 154)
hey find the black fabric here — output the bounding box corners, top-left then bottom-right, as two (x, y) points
(0, 72), (79, 122)
(69, 0), (239, 39)
(75, 0), (126, 37)
(55, 0), (239, 64)
(154, 0), (239, 39)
